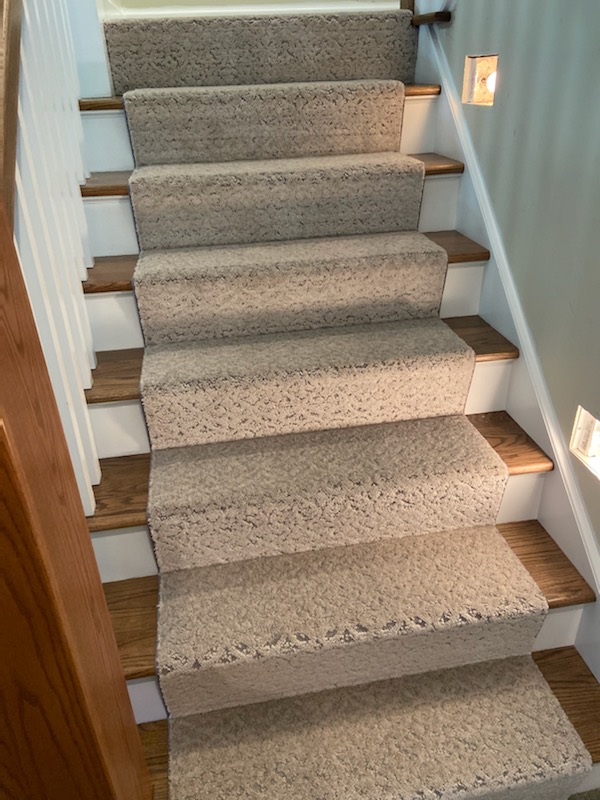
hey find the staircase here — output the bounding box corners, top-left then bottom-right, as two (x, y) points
(79, 8), (600, 799)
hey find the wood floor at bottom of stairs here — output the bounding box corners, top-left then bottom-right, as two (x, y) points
(137, 646), (600, 800)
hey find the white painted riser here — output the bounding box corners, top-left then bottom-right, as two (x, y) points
(81, 96), (438, 173)
(125, 596), (582, 724)
(89, 359), (513, 459)
(86, 260), (486, 352)
(84, 173), (460, 258)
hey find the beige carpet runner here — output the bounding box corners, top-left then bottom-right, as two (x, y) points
(105, 10), (591, 799)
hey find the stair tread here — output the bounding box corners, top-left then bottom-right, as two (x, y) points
(83, 255), (138, 293)
(89, 410), (552, 534)
(533, 647), (600, 763)
(85, 348), (142, 404)
(498, 521), (596, 608)
(89, 452), (150, 533)
(82, 229), (490, 296)
(160, 656), (593, 798)
(158, 525), (547, 714)
(142, 317), (473, 390)
(126, 80), (407, 166)
(86, 316), (516, 404)
(469, 411), (554, 475)
(80, 152), (463, 198)
(105, 520), (594, 682)
(138, 645), (600, 800)
(425, 229), (490, 263)
(78, 85), (442, 112)
(135, 231), (448, 345)
(104, 13), (418, 95)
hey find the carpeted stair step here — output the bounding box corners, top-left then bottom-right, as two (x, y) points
(134, 232), (447, 345)
(129, 152), (424, 250)
(125, 80), (407, 166)
(167, 656), (591, 799)
(141, 317), (474, 449)
(104, 12), (417, 94)
(158, 525), (547, 716)
(149, 414), (507, 571)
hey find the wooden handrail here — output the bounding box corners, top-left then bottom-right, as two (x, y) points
(0, 3), (151, 797)
(1, 0), (23, 230)
(412, 11), (452, 26)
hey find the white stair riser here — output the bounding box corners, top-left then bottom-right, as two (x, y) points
(93, 470), (541, 584)
(81, 97), (438, 173)
(88, 359), (511, 459)
(84, 174), (461, 258)
(124, 601), (584, 725)
(86, 261), (485, 352)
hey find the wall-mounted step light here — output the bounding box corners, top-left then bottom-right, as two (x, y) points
(570, 405), (600, 480)
(462, 54), (499, 106)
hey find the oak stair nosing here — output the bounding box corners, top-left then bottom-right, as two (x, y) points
(83, 230), (491, 295)
(78, 84), (443, 112)
(80, 153), (465, 198)
(411, 11), (452, 26)
(84, 315), (518, 405)
(104, 520), (595, 682)
(88, 410), (554, 534)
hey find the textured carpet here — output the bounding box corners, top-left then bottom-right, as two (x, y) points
(124, 80), (405, 166)
(148, 415), (508, 571)
(105, 12), (417, 94)
(134, 232), (447, 345)
(108, 11), (592, 798)
(169, 656), (591, 800)
(129, 152), (425, 250)
(158, 526), (547, 716)
(141, 317), (475, 449)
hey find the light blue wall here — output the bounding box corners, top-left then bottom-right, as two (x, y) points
(432, 0), (600, 539)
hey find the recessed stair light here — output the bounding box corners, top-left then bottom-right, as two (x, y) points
(570, 405), (600, 480)
(462, 54), (499, 106)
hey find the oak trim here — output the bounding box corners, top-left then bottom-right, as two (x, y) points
(1, 0), (23, 229)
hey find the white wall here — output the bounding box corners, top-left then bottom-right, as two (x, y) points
(423, 0), (600, 545)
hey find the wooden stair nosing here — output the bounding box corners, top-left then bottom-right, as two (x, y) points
(80, 153), (464, 198)
(104, 519), (595, 682)
(78, 85), (442, 113)
(137, 644), (600, 800)
(84, 315), (518, 406)
(411, 11), (452, 26)
(83, 231), (491, 296)
(88, 411), (553, 534)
